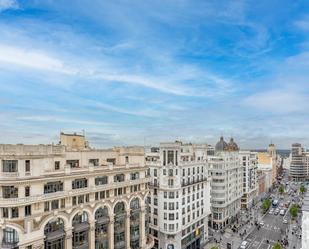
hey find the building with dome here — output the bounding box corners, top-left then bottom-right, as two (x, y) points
(208, 137), (243, 230)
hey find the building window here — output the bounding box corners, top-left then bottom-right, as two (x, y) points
(2, 186), (18, 198)
(54, 161), (60, 170)
(114, 174), (125, 182)
(95, 176), (108, 185)
(66, 160), (79, 168)
(3, 228), (19, 245)
(89, 158), (99, 166)
(61, 198), (65, 208)
(168, 169), (173, 176)
(25, 205), (31, 216)
(25, 186), (30, 197)
(44, 181), (63, 194)
(168, 179), (174, 187)
(167, 151), (174, 164)
(107, 158), (116, 164)
(72, 178), (88, 189)
(51, 200), (59, 210)
(154, 169), (157, 177)
(154, 208), (158, 215)
(163, 150), (166, 166)
(11, 207), (18, 218)
(169, 214), (175, 220)
(25, 160), (30, 173)
(130, 172), (139, 180)
(125, 156), (129, 164)
(3, 208), (9, 218)
(44, 202), (49, 212)
(2, 160), (18, 172)
(154, 218), (158, 225)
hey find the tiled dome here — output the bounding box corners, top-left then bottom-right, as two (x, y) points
(215, 136), (228, 151)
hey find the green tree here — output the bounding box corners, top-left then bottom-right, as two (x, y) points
(272, 242), (282, 249)
(278, 185), (284, 194)
(262, 198), (271, 213)
(300, 184), (306, 194)
(290, 204), (299, 219)
(210, 247), (219, 249)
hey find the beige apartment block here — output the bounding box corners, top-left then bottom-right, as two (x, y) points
(0, 134), (154, 249)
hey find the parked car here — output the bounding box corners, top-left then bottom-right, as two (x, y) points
(280, 209), (285, 216)
(259, 221), (265, 226)
(240, 241), (249, 249)
(283, 219), (288, 224)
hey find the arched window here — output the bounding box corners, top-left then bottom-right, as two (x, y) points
(44, 218), (65, 249)
(95, 207), (109, 220)
(130, 198), (140, 210)
(44, 218), (64, 234)
(114, 202), (125, 215)
(3, 228), (19, 245)
(73, 211), (88, 225)
(72, 212), (89, 249)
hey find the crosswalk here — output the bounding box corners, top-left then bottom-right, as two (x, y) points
(247, 237), (276, 249)
(262, 223), (281, 231)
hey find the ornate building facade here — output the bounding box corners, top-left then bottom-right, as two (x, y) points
(146, 142), (211, 249)
(209, 137), (243, 230)
(0, 133), (154, 249)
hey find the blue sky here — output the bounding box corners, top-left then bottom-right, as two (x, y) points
(0, 0), (309, 149)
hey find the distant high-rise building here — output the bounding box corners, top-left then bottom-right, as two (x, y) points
(290, 143), (309, 182)
(208, 137), (243, 230)
(146, 141), (211, 249)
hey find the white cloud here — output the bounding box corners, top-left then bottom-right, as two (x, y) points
(89, 101), (161, 117)
(0, 0), (18, 11)
(243, 90), (308, 114)
(295, 17), (309, 31)
(0, 44), (77, 74)
(16, 115), (110, 126)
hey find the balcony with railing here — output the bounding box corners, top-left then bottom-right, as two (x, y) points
(181, 177), (207, 187)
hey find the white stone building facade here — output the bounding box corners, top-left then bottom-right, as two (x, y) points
(208, 137), (243, 230)
(0, 135), (154, 249)
(146, 142), (211, 249)
(239, 151), (258, 209)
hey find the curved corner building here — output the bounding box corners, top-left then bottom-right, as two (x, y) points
(0, 133), (154, 249)
(290, 143), (309, 182)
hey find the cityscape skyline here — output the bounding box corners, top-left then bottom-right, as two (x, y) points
(0, 0), (309, 148)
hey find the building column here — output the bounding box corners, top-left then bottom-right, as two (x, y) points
(65, 228), (73, 249)
(126, 210), (131, 249)
(108, 215), (114, 249)
(140, 206), (146, 248)
(90, 221), (95, 249)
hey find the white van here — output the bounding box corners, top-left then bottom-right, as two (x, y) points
(280, 209), (285, 216)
